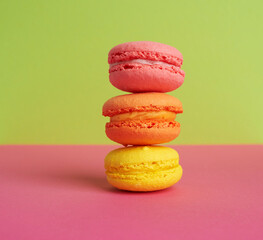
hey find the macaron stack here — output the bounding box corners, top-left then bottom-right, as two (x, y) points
(103, 41), (185, 192)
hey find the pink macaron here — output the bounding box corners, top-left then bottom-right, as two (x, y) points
(108, 41), (185, 93)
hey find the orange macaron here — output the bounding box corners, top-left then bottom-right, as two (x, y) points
(102, 93), (183, 145)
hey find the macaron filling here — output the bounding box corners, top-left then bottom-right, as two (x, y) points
(110, 111), (176, 122)
(108, 49), (183, 66)
(106, 157), (181, 180)
(110, 59), (177, 68)
(106, 158), (179, 173)
(109, 59), (185, 77)
(106, 167), (180, 180)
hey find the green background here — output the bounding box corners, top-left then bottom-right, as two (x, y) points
(0, 0), (262, 145)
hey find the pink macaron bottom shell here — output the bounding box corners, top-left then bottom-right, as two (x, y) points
(105, 120), (181, 145)
(109, 64), (184, 93)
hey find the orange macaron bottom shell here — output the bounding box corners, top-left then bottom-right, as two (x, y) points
(106, 120), (181, 145)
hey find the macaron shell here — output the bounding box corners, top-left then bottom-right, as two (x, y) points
(105, 145), (180, 165)
(107, 165), (182, 192)
(109, 66), (184, 93)
(105, 121), (181, 145)
(108, 41), (183, 64)
(103, 92), (183, 117)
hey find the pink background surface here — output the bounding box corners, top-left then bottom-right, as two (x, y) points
(0, 145), (262, 240)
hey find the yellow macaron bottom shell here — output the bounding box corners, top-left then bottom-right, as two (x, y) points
(110, 111), (176, 122)
(106, 165), (182, 192)
(105, 146), (183, 192)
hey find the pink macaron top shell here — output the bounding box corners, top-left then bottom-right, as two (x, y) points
(108, 41), (183, 67)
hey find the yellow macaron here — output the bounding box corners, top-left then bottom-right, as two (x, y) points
(104, 146), (183, 192)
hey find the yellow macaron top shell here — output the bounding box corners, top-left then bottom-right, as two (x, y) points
(105, 146), (179, 168)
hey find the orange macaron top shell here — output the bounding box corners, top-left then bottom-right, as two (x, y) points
(103, 92), (183, 117)
(103, 93), (183, 146)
